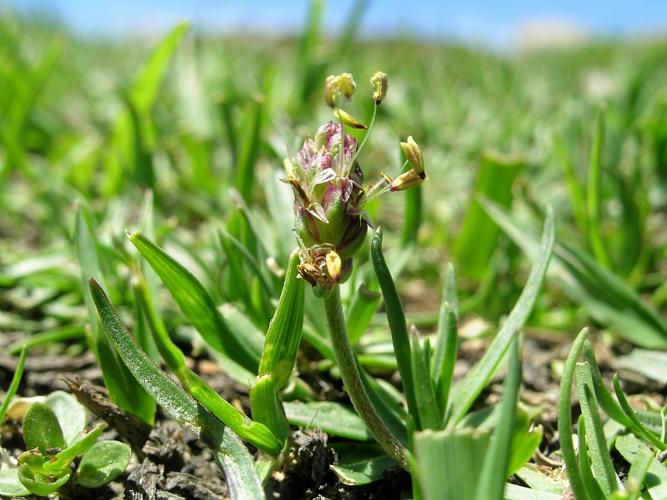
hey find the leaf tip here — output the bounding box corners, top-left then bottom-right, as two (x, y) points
(127, 230), (142, 242)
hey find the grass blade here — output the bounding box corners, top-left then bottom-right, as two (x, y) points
(0, 347), (27, 424)
(586, 105), (610, 268)
(371, 227), (419, 427)
(346, 281), (381, 345)
(90, 277), (200, 426)
(413, 428), (490, 500)
(575, 362), (621, 496)
(75, 206), (155, 424)
(400, 184), (422, 247)
(235, 68), (273, 202)
(89, 278), (264, 499)
(129, 231), (259, 373)
(130, 22), (189, 110)
(257, 251), (304, 389)
(8, 326), (85, 355)
(133, 272), (283, 455)
(557, 328), (590, 500)
(453, 151), (523, 279)
(448, 206), (555, 425)
(249, 374), (289, 443)
(432, 263), (459, 417)
(476, 337), (522, 500)
(481, 197), (667, 349)
(577, 417), (607, 500)
(612, 374), (666, 450)
(625, 447), (653, 500)
(179, 369), (283, 456)
(409, 328), (439, 429)
(284, 401), (373, 441)
(582, 341), (633, 428)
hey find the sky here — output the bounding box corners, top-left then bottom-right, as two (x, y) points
(5, 0), (667, 47)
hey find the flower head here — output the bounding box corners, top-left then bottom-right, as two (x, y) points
(286, 72), (425, 295)
(289, 122), (366, 281)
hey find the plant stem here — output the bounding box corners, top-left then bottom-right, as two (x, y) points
(322, 285), (409, 470)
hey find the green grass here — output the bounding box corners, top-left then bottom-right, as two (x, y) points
(2, 5), (667, 499)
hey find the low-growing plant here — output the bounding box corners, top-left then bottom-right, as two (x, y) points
(4, 10), (667, 500)
(0, 389), (131, 498)
(80, 72), (561, 499)
(554, 328), (667, 500)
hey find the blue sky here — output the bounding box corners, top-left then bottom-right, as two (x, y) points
(5, 0), (667, 46)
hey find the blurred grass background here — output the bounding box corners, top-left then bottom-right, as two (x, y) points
(1, 1), (667, 350)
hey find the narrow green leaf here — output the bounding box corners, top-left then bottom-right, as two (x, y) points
(508, 425), (542, 476)
(235, 69), (272, 202)
(453, 151), (523, 279)
(413, 428), (490, 500)
(582, 342), (633, 428)
(129, 231), (258, 372)
(586, 105), (610, 268)
(48, 423), (105, 470)
(400, 184), (422, 247)
(617, 349), (667, 385)
(371, 227), (419, 427)
(198, 414), (266, 500)
(612, 374), (666, 449)
(481, 197), (667, 349)
(179, 370), (283, 456)
(575, 362), (621, 495)
(113, 274), (282, 455)
(295, 0), (324, 105)
(0, 347), (26, 424)
(76, 441), (131, 488)
(331, 453), (395, 486)
(554, 132), (588, 234)
(410, 330), (439, 430)
(219, 228), (275, 300)
(625, 447), (653, 500)
(577, 418), (607, 500)
(135, 190), (160, 362)
(75, 206), (155, 423)
(360, 372), (409, 445)
(90, 278), (199, 425)
(284, 401), (373, 441)
(432, 263), (459, 418)
(133, 270), (187, 373)
(130, 22), (189, 110)
(346, 282), (381, 345)
(557, 328), (590, 500)
(89, 278), (264, 498)
(249, 374), (289, 444)
(333, 0), (368, 59)
(8, 326), (85, 355)
(449, 207), (555, 425)
(477, 337), (522, 500)
(257, 251), (304, 390)
(123, 91), (154, 188)
(616, 433), (667, 499)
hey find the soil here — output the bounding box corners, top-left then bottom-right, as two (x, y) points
(0, 329), (664, 500)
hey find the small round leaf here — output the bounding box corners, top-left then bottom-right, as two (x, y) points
(76, 441), (131, 488)
(45, 391), (86, 445)
(0, 468), (31, 497)
(23, 403), (65, 453)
